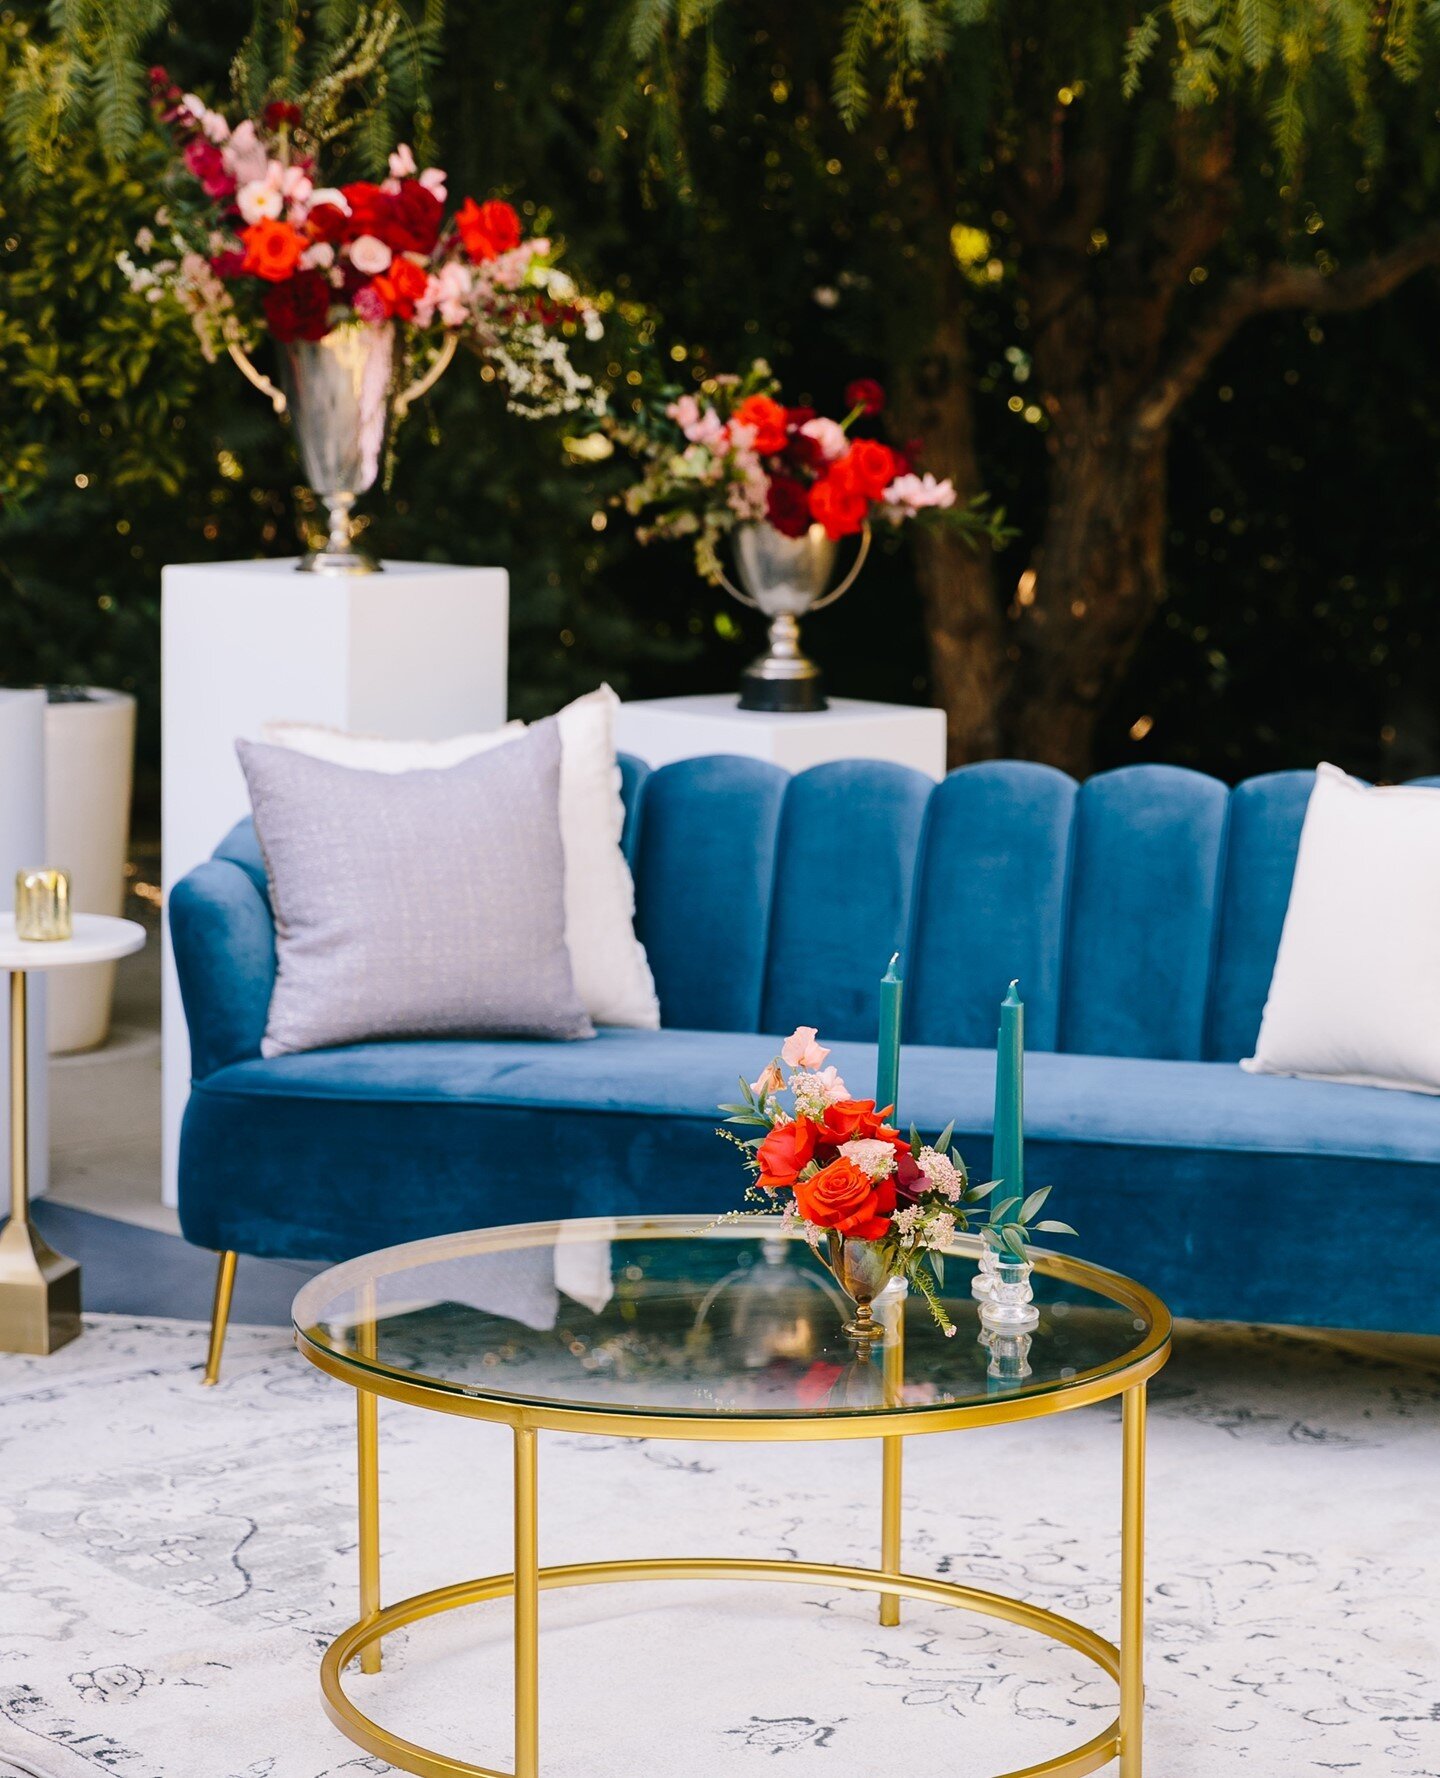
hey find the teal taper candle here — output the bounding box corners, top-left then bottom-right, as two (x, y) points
(991, 980), (1024, 1217)
(876, 952), (903, 1122)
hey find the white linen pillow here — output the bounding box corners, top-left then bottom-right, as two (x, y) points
(263, 685), (660, 1030)
(1243, 761), (1440, 1093)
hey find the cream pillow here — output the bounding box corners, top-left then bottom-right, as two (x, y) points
(1243, 762), (1440, 1093)
(263, 686), (659, 1030)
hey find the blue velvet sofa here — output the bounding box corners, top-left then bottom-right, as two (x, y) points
(172, 756), (1440, 1370)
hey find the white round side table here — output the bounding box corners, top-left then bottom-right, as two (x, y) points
(0, 914), (146, 1354)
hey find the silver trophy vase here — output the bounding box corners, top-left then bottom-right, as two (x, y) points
(720, 521), (871, 713)
(228, 323), (456, 574)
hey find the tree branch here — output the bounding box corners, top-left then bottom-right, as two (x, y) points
(1133, 222), (1440, 441)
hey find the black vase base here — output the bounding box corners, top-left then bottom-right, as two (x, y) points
(738, 673), (828, 714)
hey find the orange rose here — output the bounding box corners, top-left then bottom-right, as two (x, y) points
(837, 437), (900, 500)
(809, 472), (869, 539)
(456, 197), (522, 263)
(240, 219), (306, 283)
(733, 394), (789, 456)
(813, 1099), (904, 1147)
(373, 255), (430, 320)
(793, 1155), (896, 1240)
(755, 1118), (817, 1191)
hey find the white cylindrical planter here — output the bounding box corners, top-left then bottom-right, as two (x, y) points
(43, 689), (136, 1054)
(0, 689), (48, 1195)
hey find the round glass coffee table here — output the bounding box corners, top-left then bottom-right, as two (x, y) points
(293, 1214), (1171, 1778)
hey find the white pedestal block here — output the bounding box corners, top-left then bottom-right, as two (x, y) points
(0, 691), (48, 1198)
(614, 694), (948, 780)
(161, 558), (509, 1206)
(44, 689), (136, 1053)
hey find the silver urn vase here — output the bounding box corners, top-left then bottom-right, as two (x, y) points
(228, 322), (456, 574)
(718, 521), (871, 713)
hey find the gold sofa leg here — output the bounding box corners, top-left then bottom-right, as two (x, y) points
(202, 1250), (237, 1386)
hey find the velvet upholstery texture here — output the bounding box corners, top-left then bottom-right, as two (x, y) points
(172, 757), (1440, 1334)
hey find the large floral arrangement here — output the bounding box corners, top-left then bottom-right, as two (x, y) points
(611, 360), (960, 583)
(121, 68), (604, 418)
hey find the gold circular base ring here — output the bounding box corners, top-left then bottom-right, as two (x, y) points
(320, 1556), (1125, 1778)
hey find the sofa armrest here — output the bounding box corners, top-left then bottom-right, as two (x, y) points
(169, 858), (276, 1078)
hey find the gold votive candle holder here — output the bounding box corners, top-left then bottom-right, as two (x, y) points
(15, 869), (72, 941)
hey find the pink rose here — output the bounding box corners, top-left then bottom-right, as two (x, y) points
(347, 233), (393, 275)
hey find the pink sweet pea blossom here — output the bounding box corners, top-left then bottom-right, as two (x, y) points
(667, 395), (728, 448)
(388, 143), (418, 179)
(419, 166), (448, 202)
(883, 472), (957, 515)
(222, 119), (269, 186)
(782, 1026), (831, 1070)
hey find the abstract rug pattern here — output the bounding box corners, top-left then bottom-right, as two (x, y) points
(1, 1315), (1437, 1776)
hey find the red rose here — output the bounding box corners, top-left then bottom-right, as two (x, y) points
(809, 472), (869, 540)
(210, 249), (246, 281)
(786, 405), (816, 429)
(387, 181), (444, 255)
(457, 197), (522, 263)
(732, 393), (789, 456)
(240, 219), (306, 283)
(263, 271), (332, 342)
(794, 1156), (896, 1241)
(756, 1119), (818, 1192)
(307, 200), (353, 245)
(340, 182), (393, 241)
(836, 438), (900, 501)
(766, 475), (812, 539)
(845, 377), (886, 416)
(367, 255), (429, 320)
(264, 99), (304, 129)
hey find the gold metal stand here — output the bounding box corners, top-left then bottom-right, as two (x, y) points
(357, 1287), (382, 1676)
(879, 1287), (905, 1628)
(0, 969), (81, 1354)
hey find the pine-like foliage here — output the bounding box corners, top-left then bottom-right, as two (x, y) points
(4, 0), (443, 180)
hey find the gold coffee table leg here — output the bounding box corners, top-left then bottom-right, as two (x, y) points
(0, 969), (81, 1355)
(1120, 1382), (1147, 1775)
(878, 1291), (905, 1625)
(357, 1293), (382, 1675)
(514, 1426), (540, 1778)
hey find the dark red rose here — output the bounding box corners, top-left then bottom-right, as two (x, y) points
(766, 475), (812, 539)
(264, 100), (304, 129)
(306, 201), (352, 245)
(785, 431), (825, 472)
(210, 248), (246, 281)
(785, 405), (816, 429)
(386, 181), (444, 255)
(845, 377), (886, 416)
(262, 272), (332, 343)
(183, 136), (234, 201)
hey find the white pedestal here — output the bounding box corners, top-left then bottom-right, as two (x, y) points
(44, 689), (136, 1053)
(613, 694), (948, 780)
(0, 691), (48, 1198)
(161, 558), (509, 1206)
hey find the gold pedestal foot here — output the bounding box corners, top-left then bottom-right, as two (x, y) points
(0, 1217), (82, 1354)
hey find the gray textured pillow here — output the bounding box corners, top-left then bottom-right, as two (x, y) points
(238, 721), (594, 1056)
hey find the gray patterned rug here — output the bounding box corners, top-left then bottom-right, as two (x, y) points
(1, 1315), (1437, 1777)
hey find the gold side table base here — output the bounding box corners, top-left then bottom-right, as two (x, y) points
(320, 1556), (1130, 1778)
(0, 1219), (81, 1354)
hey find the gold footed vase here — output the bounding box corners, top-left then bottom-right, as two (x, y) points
(228, 321), (456, 574)
(824, 1231), (903, 1342)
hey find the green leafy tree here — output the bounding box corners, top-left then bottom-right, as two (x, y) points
(607, 0), (1440, 768)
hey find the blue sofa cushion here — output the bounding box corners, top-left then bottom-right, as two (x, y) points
(179, 1029), (1439, 1329)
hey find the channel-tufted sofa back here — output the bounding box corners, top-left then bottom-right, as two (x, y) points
(625, 755), (1327, 1063)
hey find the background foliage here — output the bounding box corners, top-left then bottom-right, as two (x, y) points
(2, 0), (1438, 821)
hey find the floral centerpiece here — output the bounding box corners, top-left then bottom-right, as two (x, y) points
(121, 61), (604, 566)
(613, 359), (956, 584)
(720, 1025), (1075, 1342)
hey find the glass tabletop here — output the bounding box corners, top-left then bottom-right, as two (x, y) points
(292, 1216), (1169, 1426)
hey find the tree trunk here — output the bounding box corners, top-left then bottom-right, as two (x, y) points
(1004, 428), (1170, 773)
(898, 305), (1008, 763)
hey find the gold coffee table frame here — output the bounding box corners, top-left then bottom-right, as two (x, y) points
(294, 1217), (1171, 1778)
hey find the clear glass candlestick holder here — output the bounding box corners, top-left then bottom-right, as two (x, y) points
(978, 1255), (1040, 1334)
